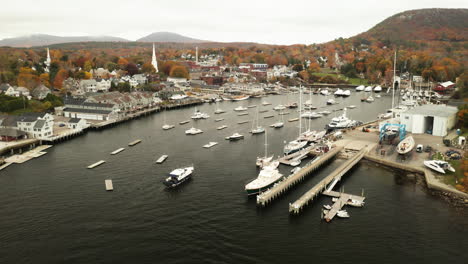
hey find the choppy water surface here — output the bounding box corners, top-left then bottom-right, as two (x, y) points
(1, 92), (466, 263)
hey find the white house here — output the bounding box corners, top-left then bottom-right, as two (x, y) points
(399, 104), (458, 137)
(67, 118), (88, 130)
(16, 113), (54, 139)
(80, 80), (97, 93)
(96, 79), (111, 92)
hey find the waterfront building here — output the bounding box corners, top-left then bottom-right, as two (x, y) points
(399, 104), (458, 137)
(31, 84), (51, 100)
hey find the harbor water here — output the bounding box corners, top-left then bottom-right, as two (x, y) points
(1, 92), (466, 263)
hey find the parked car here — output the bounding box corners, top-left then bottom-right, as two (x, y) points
(416, 144), (423, 153)
(59, 123), (65, 127)
(424, 145), (432, 152)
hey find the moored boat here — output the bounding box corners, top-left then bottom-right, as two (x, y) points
(163, 166), (194, 188)
(245, 165), (283, 195)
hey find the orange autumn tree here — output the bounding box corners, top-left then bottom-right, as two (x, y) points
(169, 66), (189, 79)
(17, 67), (40, 90)
(53, 69), (69, 89)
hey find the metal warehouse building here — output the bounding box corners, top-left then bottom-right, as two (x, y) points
(399, 104), (458, 137)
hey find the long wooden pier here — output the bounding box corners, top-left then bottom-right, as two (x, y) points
(256, 146), (343, 206)
(288, 148), (367, 214)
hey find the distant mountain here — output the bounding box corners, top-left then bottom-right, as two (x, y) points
(0, 34), (129, 47)
(357, 8), (468, 43)
(136, 32), (209, 43)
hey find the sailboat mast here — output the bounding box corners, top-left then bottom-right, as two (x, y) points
(299, 85), (302, 136)
(264, 129), (268, 157)
(392, 50), (396, 112)
(308, 87), (311, 131)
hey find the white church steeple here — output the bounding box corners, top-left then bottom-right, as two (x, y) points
(151, 43), (159, 73)
(44, 48), (51, 73)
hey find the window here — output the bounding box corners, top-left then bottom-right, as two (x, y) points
(405, 116), (409, 120)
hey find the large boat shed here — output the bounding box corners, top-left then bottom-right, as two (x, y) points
(399, 104), (458, 137)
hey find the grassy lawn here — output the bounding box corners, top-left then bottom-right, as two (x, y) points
(312, 72), (369, 85)
(443, 160), (465, 187)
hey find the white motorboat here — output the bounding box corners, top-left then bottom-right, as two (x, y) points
(283, 140), (308, 155)
(397, 136), (415, 154)
(366, 96), (374, 102)
(215, 118), (224, 122)
(347, 199), (365, 207)
(320, 89), (330, 96)
(326, 99), (336, 105)
(262, 101), (272, 106)
(323, 204), (332, 210)
(191, 108), (210, 119)
(270, 122), (284, 128)
(185, 127), (203, 135)
(163, 166), (194, 188)
(256, 130), (276, 168)
(245, 165), (283, 195)
(375, 94), (381, 98)
(334, 89), (344, 96)
(217, 125), (227, 130)
(302, 111), (323, 119)
(318, 110), (331, 115)
(364, 86), (373, 92)
(234, 106), (248, 111)
(374, 85), (382, 92)
(203, 142), (219, 148)
(273, 105), (286, 111)
(179, 120), (190, 125)
(423, 160), (456, 174)
(356, 85), (365, 91)
(214, 100), (225, 114)
(337, 210), (350, 218)
(348, 105), (356, 109)
(162, 124), (175, 130)
(326, 108), (361, 129)
(225, 133), (244, 141)
(342, 90), (351, 97)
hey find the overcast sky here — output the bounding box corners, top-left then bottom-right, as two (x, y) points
(0, 0), (466, 44)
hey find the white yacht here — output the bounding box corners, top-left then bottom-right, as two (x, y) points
(234, 106), (248, 111)
(356, 85), (365, 91)
(250, 108), (265, 134)
(342, 90), (351, 97)
(163, 166), (194, 188)
(262, 101), (272, 106)
(423, 160), (456, 174)
(364, 86), (373, 92)
(326, 99), (336, 105)
(326, 108), (360, 130)
(374, 85), (382, 92)
(191, 108), (210, 119)
(337, 210), (350, 218)
(225, 133), (244, 141)
(366, 96), (374, 102)
(348, 105), (356, 109)
(283, 140), (308, 155)
(185, 127), (203, 135)
(245, 165), (283, 195)
(273, 105), (286, 111)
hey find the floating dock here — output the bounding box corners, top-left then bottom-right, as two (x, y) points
(278, 146), (316, 166)
(288, 148), (366, 214)
(128, 139), (142, 146)
(257, 146), (343, 206)
(237, 113), (249, 116)
(88, 160), (106, 169)
(264, 115), (275, 118)
(4, 145), (52, 165)
(156, 155), (168, 164)
(321, 191), (365, 222)
(237, 120), (249, 124)
(179, 120), (190, 125)
(105, 179), (113, 191)
(259, 110), (269, 113)
(203, 142), (219, 148)
(110, 148), (125, 155)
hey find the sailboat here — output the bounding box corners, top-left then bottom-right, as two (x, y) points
(250, 107), (265, 134)
(162, 109), (174, 130)
(270, 109), (284, 128)
(397, 136), (415, 154)
(256, 130), (277, 168)
(284, 86), (308, 155)
(214, 100), (225, 114)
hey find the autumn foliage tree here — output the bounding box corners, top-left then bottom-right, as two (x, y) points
(53, 69), (69, 89)
(169, 66), (189, 79)
(17, 67), (40, 90)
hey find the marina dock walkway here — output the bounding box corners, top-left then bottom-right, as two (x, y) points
(257, 146), (343, 206)
(322, 191), (366, 222)
(288, 148), (367, 214)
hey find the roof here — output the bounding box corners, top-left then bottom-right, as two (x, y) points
(440, 81), (455, 87)
(68, 118), (82, 123)
(63, 107), (112, 115)
(17, 113), (47, 122)
(33, 120), (46, 129)
(403, 104), (458, 118)
(0, 128), (26, 137)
